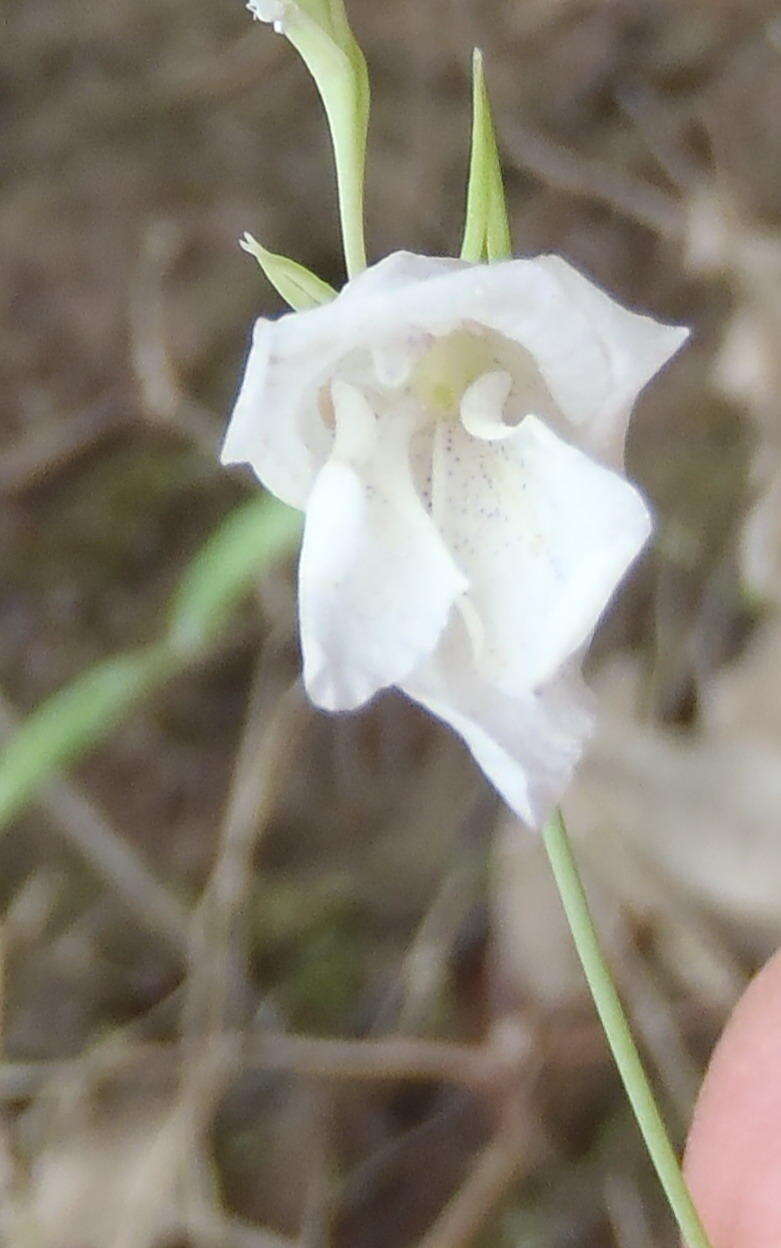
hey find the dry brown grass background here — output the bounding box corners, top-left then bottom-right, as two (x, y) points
(2, 1), (781, 1244)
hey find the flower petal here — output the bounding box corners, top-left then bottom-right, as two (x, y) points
(432, 414), (652, 693)
(221, 317), (332, 508)
(221, 256), (464, 507)
(531, 256), (689, 465)
(299, 382), (467, 711)
(401, 623), (595, 828)
(339, 250), (468, 300)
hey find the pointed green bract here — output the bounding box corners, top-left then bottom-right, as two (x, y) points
(249, 1), (369, 279)
(240, 233), (336, 311)
(461, 48), (512, 263)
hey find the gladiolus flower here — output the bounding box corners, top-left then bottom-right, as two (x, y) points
(223, 251), (686, 825)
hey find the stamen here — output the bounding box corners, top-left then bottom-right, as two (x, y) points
(409, 330), (498, 418)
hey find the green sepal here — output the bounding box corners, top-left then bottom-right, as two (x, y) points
(240, 233), (337, 311)
(461, 48), (512, 263)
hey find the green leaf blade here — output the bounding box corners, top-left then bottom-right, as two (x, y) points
(168, 494), (302, 654)
(0, 646), (173, 831)
(0, 495), (302, 832)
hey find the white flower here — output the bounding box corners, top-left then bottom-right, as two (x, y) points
(223, 252), (687, 826)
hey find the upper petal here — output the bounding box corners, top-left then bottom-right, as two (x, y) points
(338, 250), (469, 300)
(221, 250), (686, 507)
(432, 414), (652, 695)
(401, 621), (595, 829)
(332, 253), (687, 467)
(299, 383), (467, 712)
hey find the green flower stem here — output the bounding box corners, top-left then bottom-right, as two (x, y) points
(331, 104), (368, 278)
(321, 0), (369, 277)
(267, 0), (369, 280)
(286, 20), (368, 277)
(542, 809), (713, 1248)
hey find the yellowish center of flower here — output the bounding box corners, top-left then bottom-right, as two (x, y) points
(409, 330), (498, 417)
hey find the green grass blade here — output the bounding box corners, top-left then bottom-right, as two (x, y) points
(0, 494), (302, 832)
(0, 645), (173, 830)
(168, 495), (302, 654)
